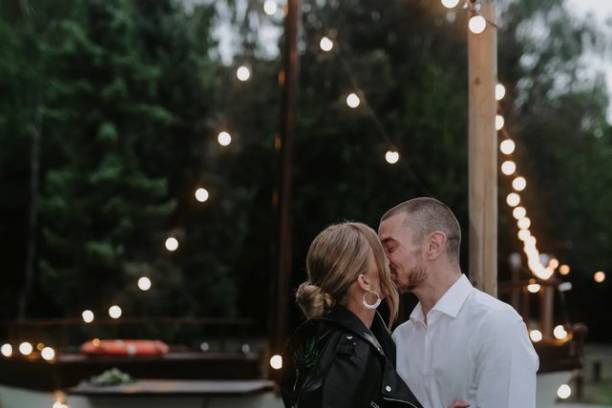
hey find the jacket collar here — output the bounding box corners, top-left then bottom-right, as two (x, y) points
(320, 306), (385, 354)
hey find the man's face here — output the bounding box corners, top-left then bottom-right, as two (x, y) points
(378, 213), (427, 293)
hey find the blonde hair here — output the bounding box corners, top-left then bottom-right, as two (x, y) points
(296, 222), (399, 326)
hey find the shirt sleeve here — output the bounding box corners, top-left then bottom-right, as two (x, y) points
(472, 309), (540, 408)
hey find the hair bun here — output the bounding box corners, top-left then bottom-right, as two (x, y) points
(295, 281), (335, 320)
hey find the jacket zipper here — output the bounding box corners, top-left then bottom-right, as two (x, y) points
(383, 396), (420, 408)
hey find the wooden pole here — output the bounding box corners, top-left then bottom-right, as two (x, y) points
(468, 1), (498, 297)
(271, 0), (299, 357)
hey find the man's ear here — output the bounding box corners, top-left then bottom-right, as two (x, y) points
(425, 231), (447, 260)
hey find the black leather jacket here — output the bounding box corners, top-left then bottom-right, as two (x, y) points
(281, 306), (423, 408)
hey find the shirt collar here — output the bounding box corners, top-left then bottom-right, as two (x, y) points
(432, 274), (473, 318)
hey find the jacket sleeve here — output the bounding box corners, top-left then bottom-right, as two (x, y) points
(320, 335), (381, 408)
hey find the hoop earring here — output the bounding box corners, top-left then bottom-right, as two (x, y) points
(363, 289), (381, 310)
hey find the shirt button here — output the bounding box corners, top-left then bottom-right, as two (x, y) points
(385, 385), (392, 392)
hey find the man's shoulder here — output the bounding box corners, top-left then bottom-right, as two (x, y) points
(391, 319), (416, 342)
(467, 288), (520, 317)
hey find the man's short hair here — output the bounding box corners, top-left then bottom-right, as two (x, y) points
(381, 197), (461, 262)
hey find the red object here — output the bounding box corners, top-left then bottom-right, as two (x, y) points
(80, 339), (169, 356)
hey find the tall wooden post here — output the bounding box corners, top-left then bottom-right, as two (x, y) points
(271, 0), (300, 358)
(468, 1), (498, 297)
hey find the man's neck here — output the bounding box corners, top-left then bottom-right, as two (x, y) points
(416, 266), (462, 320)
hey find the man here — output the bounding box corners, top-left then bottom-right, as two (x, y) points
(378, 197), (539, 408)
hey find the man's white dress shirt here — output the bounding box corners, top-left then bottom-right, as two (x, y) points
(392, 274), (539, 408)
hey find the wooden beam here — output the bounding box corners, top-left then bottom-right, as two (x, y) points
(468, 1), (498, 297)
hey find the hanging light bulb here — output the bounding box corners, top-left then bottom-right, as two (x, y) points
(195, 187), (209, 202)
(346, 93), (361, 108)
(513, 206), (526, 220)
(165, 237), (179, 252)
(41, 347), (56, 361)
(529, 329), (543, 342)
(495, 115), (505, 131)
(1, 344), (12, 358)
(559, 264), (571, 275)
(236, 66), (251, 81)
(385, 150), (400, 164)
(518, 217), (531, 230)
(506, 193), (520, 207)
(108, 305), (122, 319)
(512, 176), (527, 191)
(319, 36), (334, 52)
(441, 0), (460, 8)
(19, 342), (33, 356)
(82, 310), (95, 324)
(217, 131), (232, 146)
(138, 277), (152, 291)
(501, 160), (516, 176)
(468, 15), (487, 34)
(500, 139), (515, 155)
(496, 83), (506, 101)
(263, 0), (278, 16)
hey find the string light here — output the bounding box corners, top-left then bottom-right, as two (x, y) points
(506, 193), (520, 207)
(270, 354), (283, 370)
(319, 36), (334, 52)
(1, 344), (12, 357)
(165, 237), (179, 252)
(263, 0), (278, 16)
(468, 15), (487, 34)
(41, 346), (56, 361)
(19, 342), (33, 356)
(518, 217), (531, 230)
(559, 264), (571, 275)
(553, 325), (568, 340)
(512, 176), (526, 191)
(512, 206), (526, 220)
(195, 187), (209, 202)
(236, 66), (251, 82)
(495, 83), (506, 101)
(529, 330), (543, 342)
(82, 310), (94, 324)
(501, 160), (516, 175)
(548, 258), (559, 270)
(346, 93), (361, 108)
(217, 131), (232, 146)
(500, 139), (515, 155)
(108, 305), (122, 319)
(441, 0), (460, 8)
(518, 229), (530, 241)
(495, 114), (505, 131)
(385, 150), (400, 164)
(557, 384), (572, 400)
(527, 281), (541, 293)
(594, 271), (606, 283)
(137, 277), (152, 291)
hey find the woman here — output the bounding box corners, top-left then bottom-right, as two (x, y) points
(281, 222), (423, 408)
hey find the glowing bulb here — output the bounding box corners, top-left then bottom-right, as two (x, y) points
(549, 258), (559, 270)
(496, 83), (506, 101)
(527, 283), (541, 293)
(217, 131), (232, 146)
(495, 115), (505, 131)
(52, 402), (69, 408)
(165, 237), (179, 252)
(512, 176), (526, 191)
(138, 277), (152, 291)
(19, 342), (33, 356)
(518, 229), (530, 241)
(385, 150), (400, 164)
(469, 15), (487, 34)
(518, 217), (531, 230)
(441, 0), (460, 8)
(506, 193), (520, 207)
(1, 344), (12, 357)
(319, 36), (334, 52)
(501, 160), (516, 176)
(108, 305), (122, 319)
(513, 206), (526, 220)
(594, 271), (606, 283)
(346, 93), (360, 108)
(557, 384), (571, 400)
(236, 66), (251, 81)
(500, 139), (515, 155)
(529, 330), (542, 342)
(559, 264), (571, 275)
(82, 310), (94, 324)
(195, 187), (209, 202)
(553, 325), (568, 340)
(263, 0), (278, 15)
(41, 347), (56, 361)
(270, 354), (283, 370)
